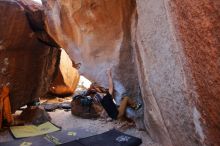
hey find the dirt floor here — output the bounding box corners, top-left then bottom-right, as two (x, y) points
(50, 110), (159, 146)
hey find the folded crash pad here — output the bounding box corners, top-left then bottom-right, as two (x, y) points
(60, 129), (142, 146)
(10, 122), (60, 138)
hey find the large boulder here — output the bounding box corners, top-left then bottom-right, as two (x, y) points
(134, 0), (220, 145)
(49, 48), (80, 97)
(42, 0), (140, 102)
(0, 0), (59, 112)
(169, 0), (220, 145)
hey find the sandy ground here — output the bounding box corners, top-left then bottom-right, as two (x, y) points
(49, 109), (159, 146)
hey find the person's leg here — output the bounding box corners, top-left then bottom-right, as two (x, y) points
(117, 96), (142, 119)
(117, 96), (129, 119)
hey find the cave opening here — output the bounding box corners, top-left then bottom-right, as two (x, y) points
(78, 75), (92, 89)
(31, 0), (42, 4)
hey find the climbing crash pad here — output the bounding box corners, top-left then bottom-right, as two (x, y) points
(10, 122), (60, 138)
(60, 129), (142, 146)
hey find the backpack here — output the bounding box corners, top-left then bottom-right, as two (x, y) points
(73, 95), (93, 106)
(71, 95), (103, 119)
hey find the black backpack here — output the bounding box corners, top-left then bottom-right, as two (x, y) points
(73, 95), (93, 106)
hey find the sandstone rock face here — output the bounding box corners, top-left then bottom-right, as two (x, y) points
(49, 48), (80, 97)
(42, 0), (140, 103)
(169, 0), (220, 145)
(0, 0), (59, 112)
(135, 0), (220, 145)
(134, 0), (192, 145)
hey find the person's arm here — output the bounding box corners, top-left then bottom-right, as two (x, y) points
(107, 69), (113, 95)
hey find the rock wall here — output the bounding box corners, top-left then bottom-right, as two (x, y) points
(169, 0), (220, 145)
(134, 0), (220, 145)
(42, 0), (140, 103)
(49, 48), (80, 96)
(0, 0), (59, 112)
(134, 0), (194, 145)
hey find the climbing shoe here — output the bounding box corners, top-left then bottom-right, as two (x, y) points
(134, 103), (142, 110)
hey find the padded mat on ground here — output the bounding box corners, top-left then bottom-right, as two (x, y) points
(0, 128), (95, 146)
(10, 122), (60, 138)
(60, 129), (142, 146)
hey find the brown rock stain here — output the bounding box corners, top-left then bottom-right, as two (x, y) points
(169, 0), (220, 145)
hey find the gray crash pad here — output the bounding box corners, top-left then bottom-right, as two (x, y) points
(60, 129), (142, 146)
